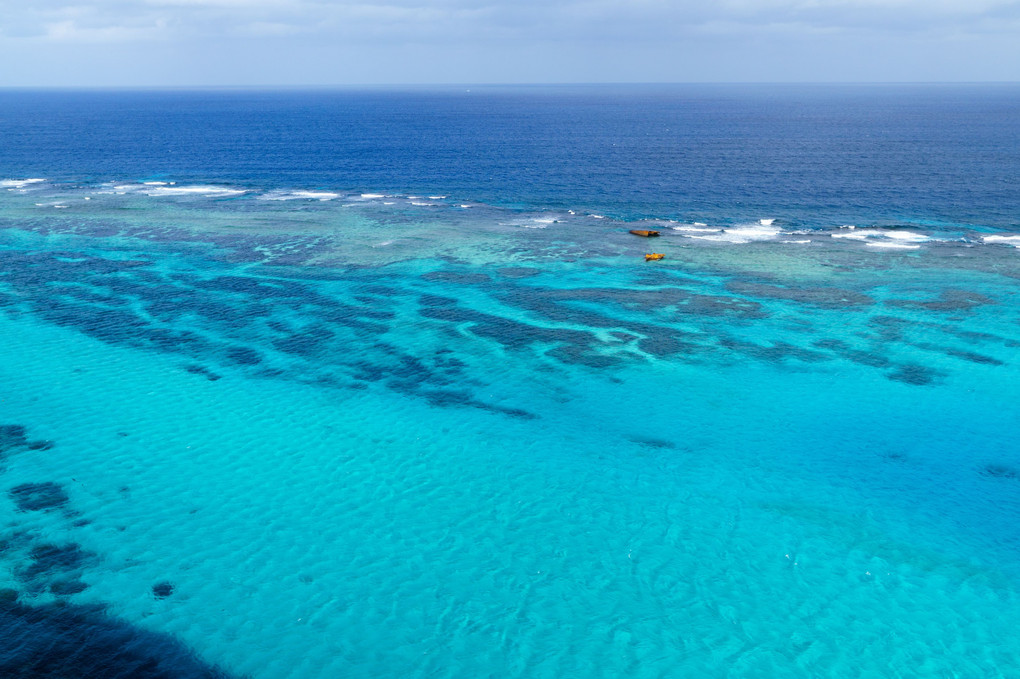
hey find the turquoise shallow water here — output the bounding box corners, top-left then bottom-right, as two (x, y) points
(1, 181), (1019, 677)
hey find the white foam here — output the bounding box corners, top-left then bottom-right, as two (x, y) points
(590, 214), (605, 219)
(147, 185), (245, 197)
(883, 230), (928, 242)
(360, 193), (385, 199)
(503, 216), (559, 229)
(1, 175), (46, 188)
(759, 218), (775, 226)
(259, 190), (339, 201)
(459, 204), (470, 208)
(143, 181), (168, 186)
(866, 241), (921, 250)
(1, 178), (46, 189)
(983, 234), (1020, 247)
(831, 229), (871, 241)
(428, 195), (446, 200)
(410, 201), (437, 207)
(688, 223), (781, 244)
(831, 228), (928, 243)
(672, 225), (721, 234)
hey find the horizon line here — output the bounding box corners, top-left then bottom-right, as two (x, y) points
(2, 81), (1020, 91)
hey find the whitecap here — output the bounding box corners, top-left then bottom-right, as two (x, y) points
(590, 214), (605, 219)
(983, 234), (1020, 247)
(830, 229), (871, 241)
(147, 185), (245, 197)
(672, 225), (721, 233)
(428, 195), (446, 200)
(410, 201), (437, 207)
(759, 218), (775, 226)
(831, 228), (928, 243)
(260, 190), (339, 201)
(360, 193), (385, 199)
(866, 241), (921, 250)
(689, 223), (782, 244)
(883, 230), (928, 242)
(1, 178), (47, 189)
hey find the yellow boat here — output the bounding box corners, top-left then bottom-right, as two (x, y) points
(645, 253), (665, 261)
(629, 229), (661, 237)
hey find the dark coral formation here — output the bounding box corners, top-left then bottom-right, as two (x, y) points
(887, 364), (939, 386)
(9, 482), (69, 512)
(152, 582), (175, 599)
(727, 279), (874, 309)
(981, 464), (1019, 480)
(0, 597), (235, 678)
(184, 364), (223, 381)
(886, 289), (995, 312)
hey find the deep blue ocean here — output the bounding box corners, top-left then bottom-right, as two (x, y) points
(1, 84), (1018, 678)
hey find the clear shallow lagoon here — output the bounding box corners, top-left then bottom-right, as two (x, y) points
(1, 85), (1019, 677)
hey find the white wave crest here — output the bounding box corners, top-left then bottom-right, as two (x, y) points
(672, 225), (721, 233)
(831, 228), (928, 243)
(866, 241), (921, 250)
(687, 223), (781, 244)
(983, 234), (1020, 247)
(759, 218), (775, 226)
(147, 185), (246, 197)
(1, 178), (46, 189)
(259, 190), (339, 201)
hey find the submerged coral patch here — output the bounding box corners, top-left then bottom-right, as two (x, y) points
(726, 279), (874, 309)
(0, 425), (30, 453)
(0, 598), (233, 678)
(18, 543), (95, 584)
(49, 579), (89, 596)
(9, 482), (70, 512)
(184, 364), (223, 381)
(981, 464), (1019, 480)
(887, 289), (996, 312)
(887, 364), (939, 385)
(152, 582), (175, 599)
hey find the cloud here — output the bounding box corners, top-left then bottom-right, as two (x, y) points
(4, 0), (1019, 44)
(0, 0), (1017, 84)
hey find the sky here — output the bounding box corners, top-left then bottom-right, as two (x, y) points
(1, 0), (1019, 86)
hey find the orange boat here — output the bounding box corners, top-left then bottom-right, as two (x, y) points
(629, 229), (660, 237)
(645, 253), (665, 261)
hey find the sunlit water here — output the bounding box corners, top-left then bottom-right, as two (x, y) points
(1, 86), (1019, 677)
